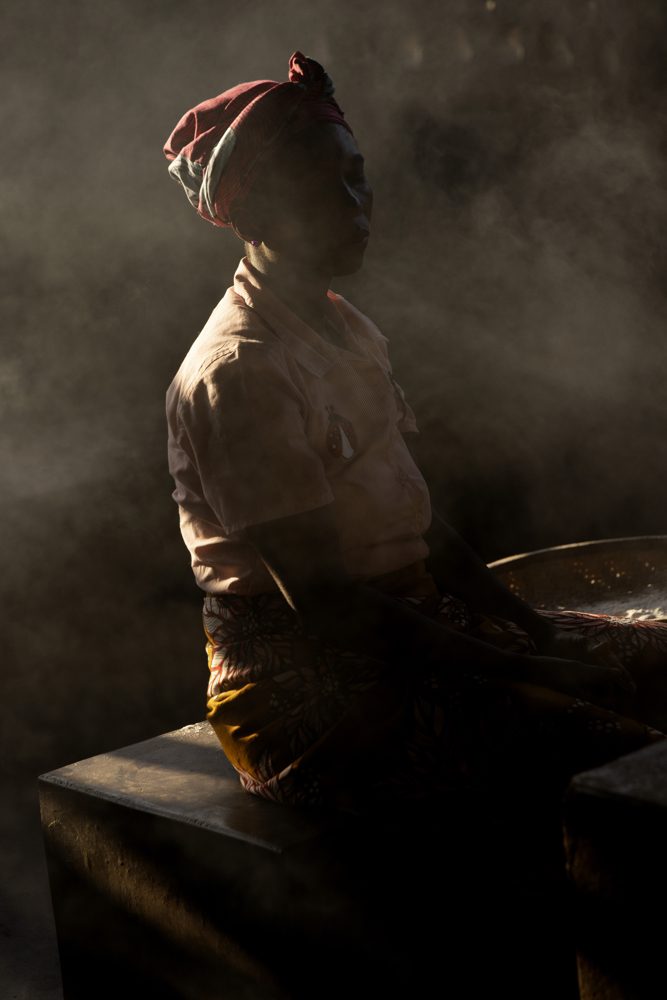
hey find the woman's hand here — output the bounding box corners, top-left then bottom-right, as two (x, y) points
(519, 652), (637, 714)
(536, 623), (635, 683)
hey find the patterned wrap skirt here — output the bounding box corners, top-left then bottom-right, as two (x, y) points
(203, 564), (667, 817)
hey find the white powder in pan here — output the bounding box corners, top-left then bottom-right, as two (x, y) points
(551, 587), (667, 620)
(616, 607), (667, 621)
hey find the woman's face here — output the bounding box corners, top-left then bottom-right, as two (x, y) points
(245, 122), (373, 276)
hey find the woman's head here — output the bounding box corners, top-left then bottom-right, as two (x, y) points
(163, 51), (371, 274)
(233, 120), (372, 276)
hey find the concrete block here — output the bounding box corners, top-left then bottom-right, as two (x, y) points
(562, 738), (667, 1000)
(40, 721), (580, 999)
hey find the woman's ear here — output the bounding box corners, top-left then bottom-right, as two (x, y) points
(230, 205), (262, 245)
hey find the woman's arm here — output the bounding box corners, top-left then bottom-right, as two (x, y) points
(423, 505), (556, 648)
(398, 437), (638, 705)
(243, 504), (635, 709)
(401, 431), (554, 648)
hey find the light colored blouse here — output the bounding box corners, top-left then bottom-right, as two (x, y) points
(165, 256), (432, 595)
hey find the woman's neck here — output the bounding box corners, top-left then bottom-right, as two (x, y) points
(247, 248), (333, 330)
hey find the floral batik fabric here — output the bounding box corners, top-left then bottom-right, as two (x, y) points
(203, 589), (667, 815)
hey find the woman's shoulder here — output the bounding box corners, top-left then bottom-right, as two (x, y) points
(168, 288), (287, 404)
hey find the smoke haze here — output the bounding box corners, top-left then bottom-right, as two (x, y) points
(2, 2), (667, 993)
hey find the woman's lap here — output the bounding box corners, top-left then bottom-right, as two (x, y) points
(203, 589), (667, 811)
(371, 593), (667, 808)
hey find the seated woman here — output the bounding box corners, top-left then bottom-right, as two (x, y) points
(164, 51), (667, 819)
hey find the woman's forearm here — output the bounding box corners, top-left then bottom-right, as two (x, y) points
(296, 578), (635, 712)
(298, 578), (534, 683)
(424, 508), (555, 647)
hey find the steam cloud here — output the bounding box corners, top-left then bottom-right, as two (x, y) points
(3, 3), (667, 991)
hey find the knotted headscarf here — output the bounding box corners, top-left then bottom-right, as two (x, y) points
(163, 51), (354, 229)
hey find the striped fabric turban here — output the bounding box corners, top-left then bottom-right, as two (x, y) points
(163, 50), (354, 229)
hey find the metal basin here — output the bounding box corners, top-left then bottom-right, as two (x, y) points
(488, 535), (667, 619)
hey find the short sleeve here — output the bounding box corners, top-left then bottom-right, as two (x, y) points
(174, 343), (334, 535)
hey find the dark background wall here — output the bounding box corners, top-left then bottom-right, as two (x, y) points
(3, 1), (667, 992)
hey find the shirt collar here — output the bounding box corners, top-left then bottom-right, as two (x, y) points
(232, 256), (360, 377)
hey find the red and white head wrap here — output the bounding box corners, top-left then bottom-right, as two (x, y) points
(163, 51), (354, 229)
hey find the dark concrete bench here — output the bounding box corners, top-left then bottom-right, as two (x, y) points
(39, 721), (582, 999)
